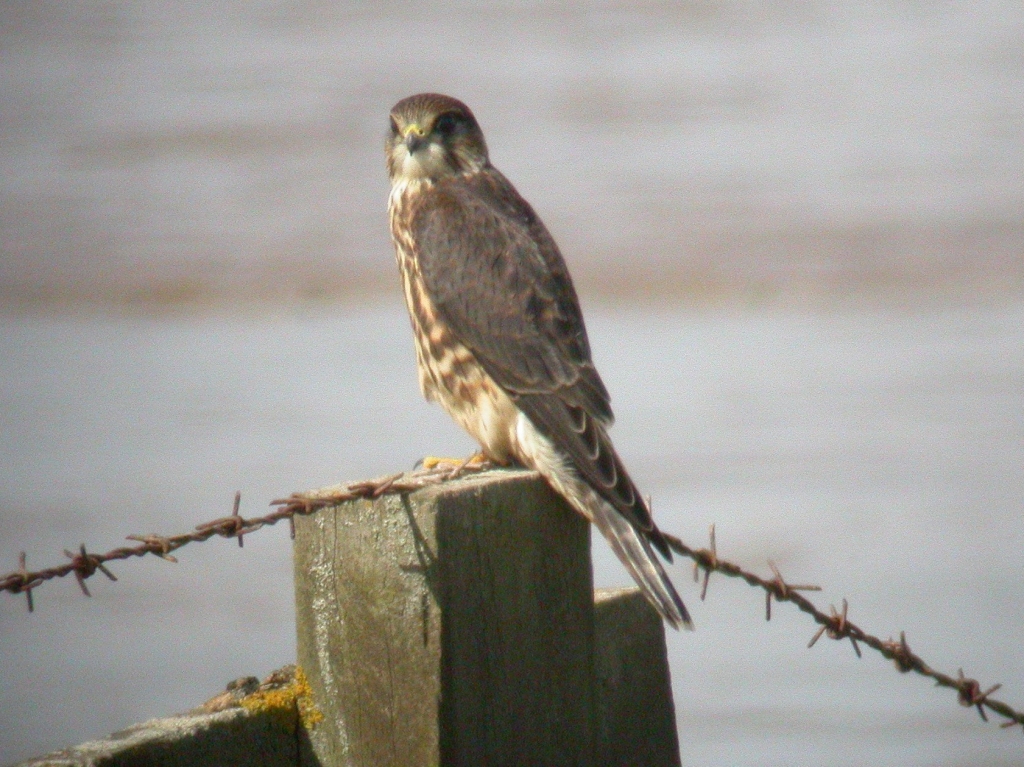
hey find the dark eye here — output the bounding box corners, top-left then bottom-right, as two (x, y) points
(389, 116), (400, 136)
(434, 112), (459, 136)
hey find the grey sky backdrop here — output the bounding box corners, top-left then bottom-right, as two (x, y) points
(2, 2), (1021, 307)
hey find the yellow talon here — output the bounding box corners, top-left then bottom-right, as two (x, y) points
(421, 453), (489, 471)
(422, 456), (454, 469)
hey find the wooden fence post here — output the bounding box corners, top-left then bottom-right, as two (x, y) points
(594, 588), (682, 767)
(293, 468), (680, 767)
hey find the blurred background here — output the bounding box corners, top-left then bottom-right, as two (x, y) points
(1, 2), (1022, 765)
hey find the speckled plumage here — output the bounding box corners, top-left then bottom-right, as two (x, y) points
(386, 93), (691, 629)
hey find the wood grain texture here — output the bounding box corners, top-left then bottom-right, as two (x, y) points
(294, 469), (596, 767)
(594, 588), (682, 767)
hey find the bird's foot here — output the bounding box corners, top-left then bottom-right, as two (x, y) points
(421, 452), (491, 479)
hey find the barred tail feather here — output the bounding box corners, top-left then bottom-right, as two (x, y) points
(589, 497), (693, 630)
(515, 413), (692, 630)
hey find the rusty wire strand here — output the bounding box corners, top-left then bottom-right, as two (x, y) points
(1, 465), (1021, 733)
(663, 528), (1023, 732)
(0, 463), (489, 605)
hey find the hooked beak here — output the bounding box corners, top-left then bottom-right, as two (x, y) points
(404, 126), (427, 155)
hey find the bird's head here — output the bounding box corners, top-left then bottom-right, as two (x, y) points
(386, 93), (489, 184)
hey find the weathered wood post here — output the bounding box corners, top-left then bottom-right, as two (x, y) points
(293, 468), (680, 767)
(594, 588), (681, 766)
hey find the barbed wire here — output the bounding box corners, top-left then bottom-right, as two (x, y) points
(0, 463), (480, 608)
(1, 464), (1021, 733)
(663, 525), (1022, 731)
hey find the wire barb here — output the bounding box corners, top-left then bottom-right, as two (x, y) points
(765, 560), (821, 621)
(10, 552), (40, 612)
(692, 524), (717, 601)
(957, 669), (1003, 723)
(882, 631), (916, 673)
(808, 599), (861, 657)
(125, 534), (179, 563)
(62, 544), (117, 597)
(232, 491), (244, 547)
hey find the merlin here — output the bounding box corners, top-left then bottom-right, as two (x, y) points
(386, 93), (691, 629)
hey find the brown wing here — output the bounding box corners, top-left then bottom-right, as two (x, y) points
(410, 168), (669, 553)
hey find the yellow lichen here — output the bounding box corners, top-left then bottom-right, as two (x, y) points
(239, 666), (323, 732)
(294, 666), (325, 730)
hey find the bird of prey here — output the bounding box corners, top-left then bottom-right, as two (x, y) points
(386, 93), (691, 630)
